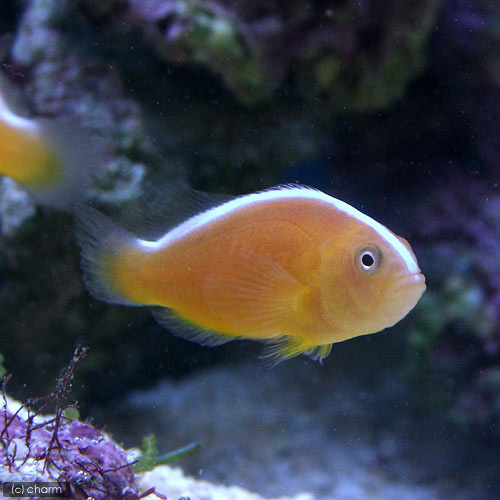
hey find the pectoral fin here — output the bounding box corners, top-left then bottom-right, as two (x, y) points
(259, 338), (332, 366)
(203, 250), (306, 338)
(259, 336), (313, 366)
(304, 344), (332, 363)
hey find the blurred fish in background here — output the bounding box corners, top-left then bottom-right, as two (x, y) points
(0, 69), (102, 208)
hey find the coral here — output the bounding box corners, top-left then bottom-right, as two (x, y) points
(0, 0), (174, 399)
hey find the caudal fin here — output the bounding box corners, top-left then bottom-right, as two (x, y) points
(75, 204), (138, 306)
(32, 118), (106, 209)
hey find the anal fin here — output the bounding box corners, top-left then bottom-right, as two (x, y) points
(152, 307), (235, 347)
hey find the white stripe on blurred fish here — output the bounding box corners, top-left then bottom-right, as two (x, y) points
(0, 71), (103, 208)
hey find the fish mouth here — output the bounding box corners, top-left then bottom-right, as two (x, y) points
(387, 272), (426, 296)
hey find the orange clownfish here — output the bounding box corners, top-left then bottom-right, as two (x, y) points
(0, 73), (98, 208)
(76, 185), (426, 364)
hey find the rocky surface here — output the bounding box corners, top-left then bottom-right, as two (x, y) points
(78, 0), (439, 109)
(0, 178), (35, 236)
(139, 465), (316, 500)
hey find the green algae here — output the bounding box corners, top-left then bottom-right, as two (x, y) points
(134, 433), (201, 473)
(305, 0), (440, 110)
(158, 0), (271, 105)
(408, 273), (492, 366)
(0, 352), (5, 380)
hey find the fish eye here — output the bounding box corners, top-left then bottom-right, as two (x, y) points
(355, 245), (382, 274)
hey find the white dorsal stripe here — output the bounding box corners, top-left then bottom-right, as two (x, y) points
(138, 185), (419, 273)
(0, 93), (38, 133)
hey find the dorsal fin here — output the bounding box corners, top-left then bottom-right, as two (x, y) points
(0, 63), (30, 119)
(122, 182), (236, 240)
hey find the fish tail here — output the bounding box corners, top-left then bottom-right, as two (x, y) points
(75, 204), (138, 306)
(30, 118), (105, 208)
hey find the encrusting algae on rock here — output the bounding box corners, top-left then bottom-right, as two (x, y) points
(76, 185), (425, 364)
(0, 348), (142, 500)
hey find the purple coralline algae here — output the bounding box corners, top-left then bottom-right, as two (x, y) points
(0, 397), (140, 499)
(0, 349), (143, 500)
(415, 175), (500, 354)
